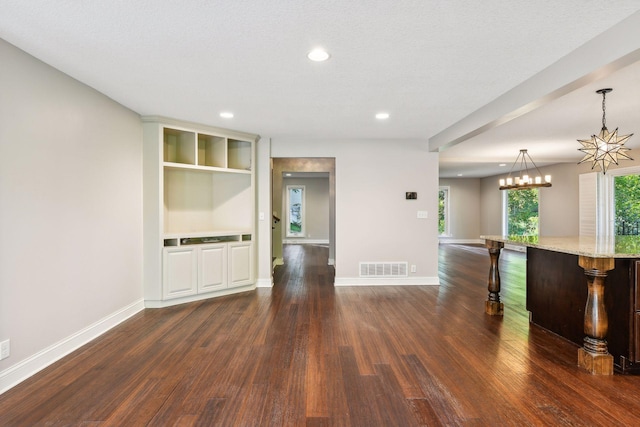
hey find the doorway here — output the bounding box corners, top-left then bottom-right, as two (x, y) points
(271, 158), (336, 270)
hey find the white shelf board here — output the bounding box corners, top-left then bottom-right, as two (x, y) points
(163, 162), (251, 174)
(164, 230), (253, 240)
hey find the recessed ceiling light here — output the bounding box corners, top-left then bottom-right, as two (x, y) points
(284, 173), (292, 177)
(307, 48), (330, 62)
(220, 112), (234, 119)
(457, 174), (463, 177)
(499, 163), (507, 167)
(375, 112), (390, 120)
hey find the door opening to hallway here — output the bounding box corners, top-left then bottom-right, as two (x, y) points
(271, 158), (336, 279)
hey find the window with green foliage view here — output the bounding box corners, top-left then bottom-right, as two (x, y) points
(507, 188), (538, 236)
(615, 174), (640, 235)
(286, 185), (305, 237)
(439, 187), (449, 235)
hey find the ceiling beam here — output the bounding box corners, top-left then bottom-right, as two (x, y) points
(429, 11), (640, 153)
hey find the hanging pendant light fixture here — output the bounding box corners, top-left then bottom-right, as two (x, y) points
(499, 149), (551, 190)
(577, 88), (633, 174)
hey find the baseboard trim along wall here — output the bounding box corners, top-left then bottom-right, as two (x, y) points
(334, 276), (440, 286)
(256, 278), (274, 288)
(282, 239), (330, 245)
(438, 238), (484, 244)
(0, 298), (145, 395)
(144, 284), (256, 308)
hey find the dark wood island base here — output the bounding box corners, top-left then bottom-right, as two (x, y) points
(578, 347), (614, 375)
(482, 235), (640, 375)
(485, 240), (504, 316)
(577, 256), (615, 375)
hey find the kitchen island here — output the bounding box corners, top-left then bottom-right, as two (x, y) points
(481, 235), (640, 375)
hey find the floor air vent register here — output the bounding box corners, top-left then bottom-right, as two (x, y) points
(359, 262), (408, 277)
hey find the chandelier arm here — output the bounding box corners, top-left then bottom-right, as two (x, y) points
(504, 151), (522, 179)
(523, 151), (546, 179)
(522, 153), (530, 178)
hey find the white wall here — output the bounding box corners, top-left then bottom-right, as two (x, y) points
(537, 163), (581, 236)
(282, 177), (330, 243)
(270, 138), (439, 284)
(0, 39), (143, 391)
(479, 174), (504, 235)
(255, 137), (273, 287)
(438, 178), (481, 242)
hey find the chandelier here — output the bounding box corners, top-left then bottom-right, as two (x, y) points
(499, 149), (551, 190)
(577, 88), (633, 174)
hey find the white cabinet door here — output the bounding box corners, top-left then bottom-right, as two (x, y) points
(199, 244), (227, 293)
(228, 242), (252, 288)
(163, 247), (197, 299)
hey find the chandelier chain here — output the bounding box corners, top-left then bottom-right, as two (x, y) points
(602, 91), (607, 129)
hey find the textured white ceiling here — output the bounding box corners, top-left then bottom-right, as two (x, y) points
(2, 1), (640, 176)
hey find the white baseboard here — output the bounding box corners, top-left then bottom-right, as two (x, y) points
(256, 278), (273, 288)
(273, 258), (284, 268)
(282, 239), (330, 245)
(334, 276), (440, 286)
(144, 284), (256, 308)
(439, 238), (484, 244)
(0, 298), (145, 395)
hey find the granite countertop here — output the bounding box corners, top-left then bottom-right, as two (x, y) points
(480, 235), (640, 258)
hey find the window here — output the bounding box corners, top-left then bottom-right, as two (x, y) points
(589, 166), (640, 236)
(286, 185), (305, 237)
(504, 188), (539, 236)
(614, 174), (640, 235)
(438, 187), (450, 236)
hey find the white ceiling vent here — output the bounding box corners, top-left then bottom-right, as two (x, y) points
(359, 262), (408, 277)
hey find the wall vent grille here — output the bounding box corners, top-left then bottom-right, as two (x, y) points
(359, 262), (408, 277)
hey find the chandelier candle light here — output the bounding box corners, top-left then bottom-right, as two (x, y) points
(578, 88), (633, 174)
(499, 149), (551, 190)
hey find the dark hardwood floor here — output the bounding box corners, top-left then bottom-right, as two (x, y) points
(2, 244), (640, 426)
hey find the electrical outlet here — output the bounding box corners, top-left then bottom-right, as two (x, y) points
(0, 339), (9, 360)
(411, 265), (417, 273)
(417, 211), (428, 219)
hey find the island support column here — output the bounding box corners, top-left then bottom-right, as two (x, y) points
(577, 256), (614, 375)
(485, 240), (504, 316)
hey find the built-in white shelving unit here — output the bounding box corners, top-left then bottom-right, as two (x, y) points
(143, 116), (259, 307)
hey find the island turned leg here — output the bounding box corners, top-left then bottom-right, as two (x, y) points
(485, 240), (505, 316)
(577, 256), (614, 375)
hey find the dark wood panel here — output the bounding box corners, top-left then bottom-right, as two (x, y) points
(636, 312), (640, 362)
(526, 247), (587, 344)
(609, 258), (635, 368)
(526, 246), (637, 372)
(2, 244), (640, 425)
